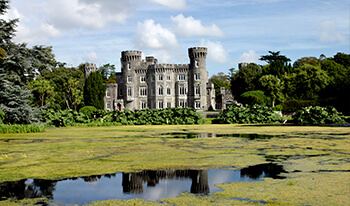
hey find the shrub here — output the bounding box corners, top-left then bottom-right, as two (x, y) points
(0, 109), (4, 124)
(79, 106), (97, 118)
(280, 100), (318, 113)
(240, 90), (271, 106)
(213, 104), (282, 124)
(43, 109), (89, 127)
(292, 106), (346, 125)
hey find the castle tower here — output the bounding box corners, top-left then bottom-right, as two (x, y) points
(188, 47), (208, 110)
(120, 51), (142, 110)
(84, 63), (97, 83)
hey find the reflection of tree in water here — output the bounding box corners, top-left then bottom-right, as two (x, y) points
(240, 163), (286, 179)
(82, 175), (102, 182)
(0, 179), (57, 200)
(121, 170), (210, 195)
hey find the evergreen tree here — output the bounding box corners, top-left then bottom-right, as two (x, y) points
(84, 71), (107, 109)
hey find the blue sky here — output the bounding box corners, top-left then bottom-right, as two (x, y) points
(4, 0), (349, 76)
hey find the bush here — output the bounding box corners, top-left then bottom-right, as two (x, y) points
(213, 104), (282, 124)
(79, 106), (97, 118)
(240, 90), (271, 106)
(43, 107), (204, 127)
(0, 124), (46, 133)
(0, 109), (4, 124)
(292, 106), (346, 125)
(280, 100), (318, 113)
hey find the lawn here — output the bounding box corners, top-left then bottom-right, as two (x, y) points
(0, 124), (349, 205)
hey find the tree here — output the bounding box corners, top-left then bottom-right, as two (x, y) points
(0, 71), (41, 124)
(39, 67), (84, 110)
(240, 90), (271, 106)
(230, 63), (262, 99)
(84, 71), (107, 109)
(29, 79), (55, 107)
(259, 75), (284, 107)
(293, 57), (319, 68)
(209, 72), (230, 97)
(260, 51), (291, 65)
(98, 63), (116, 82)
(0, 0), (53, 124)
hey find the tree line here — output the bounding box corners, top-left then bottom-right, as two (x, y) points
(210, 51), (350, 115)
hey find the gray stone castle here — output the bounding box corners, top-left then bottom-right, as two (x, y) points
(84, 47), (237, 111)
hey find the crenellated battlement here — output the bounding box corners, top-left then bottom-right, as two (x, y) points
(121, 50), (142, 62)
(188, 47), (207, 59)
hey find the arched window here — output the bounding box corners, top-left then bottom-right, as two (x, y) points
(159, 86), (163, 95)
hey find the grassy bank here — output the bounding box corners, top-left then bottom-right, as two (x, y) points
(0, 124), (349, 205)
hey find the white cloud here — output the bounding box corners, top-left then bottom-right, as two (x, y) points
(83, 51), (99, 62)
(238, 50), (260, 63)
(199, 39), (229, 63)
(134, 19), (178, 49)
(171, 14), (225, 37)
(45, 0), (133, 31)
(319, 20), (346, 44)
(147, 0), (186, 9)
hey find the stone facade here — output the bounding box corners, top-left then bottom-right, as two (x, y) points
(102, 47), (216, 111)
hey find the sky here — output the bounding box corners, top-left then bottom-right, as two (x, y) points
(4, 0), (350, 76)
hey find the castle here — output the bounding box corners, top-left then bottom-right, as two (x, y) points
(84, 47), (238, 111)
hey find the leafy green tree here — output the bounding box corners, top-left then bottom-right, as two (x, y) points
(29, 79), (55, 107)
(84, 71), (107, 109)
(240, 90), (271, 106)
(98, 63), (116, 82)
(259, 75), (284, 107)
(209, 72), (230, 97)
(0, 0), (54, 124)
(230, 63), (262, 99)
(260, 51), (291, 65)
(287, 64), (330, 100)
(39, 67), (84, 110)
(293, 57), (319, 68)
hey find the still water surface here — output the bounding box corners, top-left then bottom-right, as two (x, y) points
(0, 163), (285, 205)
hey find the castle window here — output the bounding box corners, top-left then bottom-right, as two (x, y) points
(127, 87), (133, 97)
(140, 76), (146, 83)
(179, 99), (186, 107)
(159, 86), (164, 96)
(195, 101), (201, 109)
(151, 75), (155, 82)
(158, 74), (163, 81)
(158, 100), (164, 109)
(178, 75), (186, 81)
(167, 75), (171, 80)
(195, 85), (201, 95)
(179, 86), (185, 95)
(127, 63), (130, 70)
(107, 102), (111, 110)
(127, 76), (132, 83)
(106, 90), (111, 98)
(195, 60), (199, 68)
(167, 102), (171, 108)
(139, 87), (147, 97)
(151, 88), (155, 96)
(141, 101), (147, 109)
(167, 87), (171, 95)
(195, 73), (200, 80)
(118, 88), (123, 97)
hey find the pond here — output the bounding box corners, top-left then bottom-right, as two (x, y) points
(0, 163), (286, 205)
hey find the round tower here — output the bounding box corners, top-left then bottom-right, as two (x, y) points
(188, 47), (208, 111)
(120, 51), (142, 71)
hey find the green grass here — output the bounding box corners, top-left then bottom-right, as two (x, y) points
(0, 124), (349, 205)
(0, 124), (46, 134)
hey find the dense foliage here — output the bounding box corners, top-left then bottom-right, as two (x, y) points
(292, 106), (345, 125)
(240, 90), (270, 106)
(43, 107), (204, 127)
(84, 71), (107, 110)
(230, 51), (350, 115)
(213, 104), (282, 124)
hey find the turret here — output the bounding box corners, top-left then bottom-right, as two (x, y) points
(188, 47), (208, 111)
(84, 63), (96, 83)
(120, 51), (142, 71)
